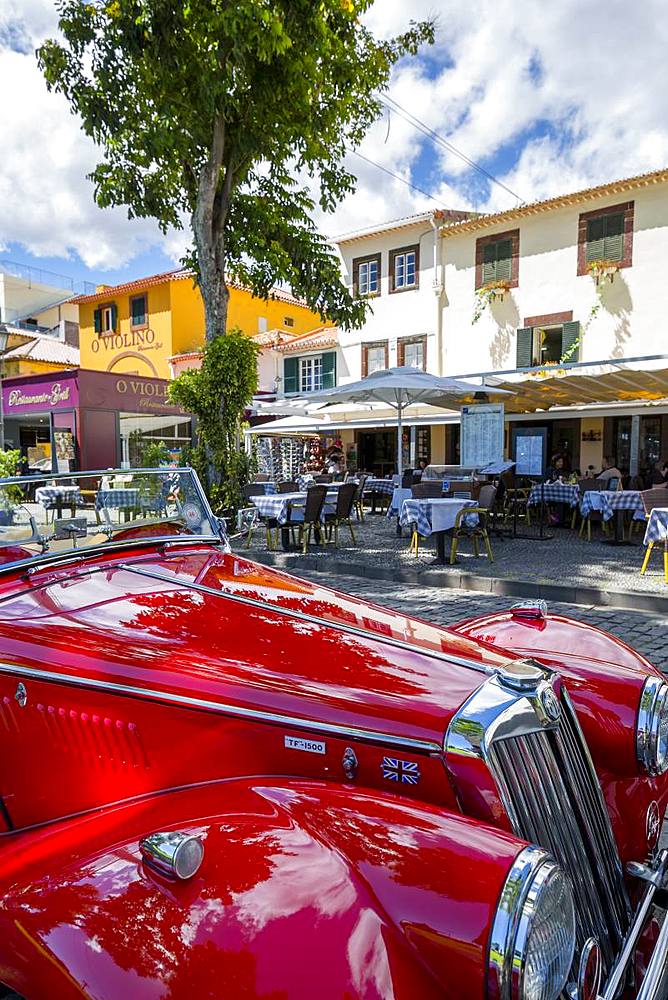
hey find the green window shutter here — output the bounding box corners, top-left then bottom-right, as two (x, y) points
(321, 351), (336, 389)
(93, 308), (101, 334)
(110, 303), (118, 331)
(131, 296), (146, 325)
(561, 321), (581, 362)
(603, 213), (624, 262)
(495, 239), (512, 281)
(516, 327), (533, 368)
(283, 356), (298, 393)
(482, 243), (497, 284)
(586, 217), (607, 262)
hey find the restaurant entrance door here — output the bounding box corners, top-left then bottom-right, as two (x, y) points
(357, 429), (397, 477)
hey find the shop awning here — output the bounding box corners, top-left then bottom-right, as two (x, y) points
(482, 355), (668, 413)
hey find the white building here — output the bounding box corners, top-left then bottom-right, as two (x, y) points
(263, 168), (668, 481)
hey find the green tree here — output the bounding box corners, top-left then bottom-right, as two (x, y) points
(169, 329), (259, 510)
(38, 2), (433, 343)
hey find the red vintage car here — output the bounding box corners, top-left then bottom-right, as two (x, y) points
(0, 467), (667, 1000)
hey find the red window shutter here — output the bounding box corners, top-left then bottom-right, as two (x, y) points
(361, 346), (368, 377)
(397, 340), (405, 366)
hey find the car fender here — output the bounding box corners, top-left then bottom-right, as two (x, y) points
(453, 610), (668, 861)
(0, 778), (525, 1000)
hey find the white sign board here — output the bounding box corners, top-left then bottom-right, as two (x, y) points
(460, 404), (505, 468)
(515, 435), (544, 477)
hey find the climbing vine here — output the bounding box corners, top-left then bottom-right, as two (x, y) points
(169, 329), (259, 514)
(472, 279), (512, 325)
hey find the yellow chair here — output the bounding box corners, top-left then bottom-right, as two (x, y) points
(450, 506), (494, 565)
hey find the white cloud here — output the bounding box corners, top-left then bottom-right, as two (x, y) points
(2, 0), (668, 269)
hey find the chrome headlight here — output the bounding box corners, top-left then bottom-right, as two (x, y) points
(637, 676), (668, 776)
(489, 846), (575, 1000)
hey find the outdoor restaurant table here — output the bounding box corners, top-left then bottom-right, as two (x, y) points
(250, 490), (337, 549)
(580, 489), (645, 545)
(643, 508), (668, 545)
(35, 485), (82, 516)
(95, 488), (140, 521)
(399, 497), (477, 564)
(363, 477), (395, 514)
(527, 483), (580, 507)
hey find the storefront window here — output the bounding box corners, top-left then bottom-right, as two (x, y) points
(640, 416), (661, 478)
(613, 416), (631, 472)
(120, 413), (192, 468)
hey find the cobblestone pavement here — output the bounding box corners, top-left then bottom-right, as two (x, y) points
(289, 564), (668, 672)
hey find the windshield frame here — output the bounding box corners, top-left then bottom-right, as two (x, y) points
(0, 466), (226, 575)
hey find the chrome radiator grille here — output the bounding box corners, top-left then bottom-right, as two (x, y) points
(488, 690), (630, 969)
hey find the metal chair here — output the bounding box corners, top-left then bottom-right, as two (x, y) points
(449, 497), (495, 565)
(324, 482), (357, 547)
(640, 488), (668, 578)
(283, 485), (327, 554)
(578, 479), (611, 540)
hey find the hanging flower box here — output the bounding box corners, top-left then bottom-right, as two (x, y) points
(587, 259), (620, 285)
(472, 279), (513, 324)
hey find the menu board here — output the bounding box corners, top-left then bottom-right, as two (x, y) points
(515, 435), (544, 476)
(460, 404), (505, 468)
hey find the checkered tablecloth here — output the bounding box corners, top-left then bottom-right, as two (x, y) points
(387, 483), (451, 517)
(581, 490), (644, 521)
(644, 508), (668, 544)
(399, 498), (477, 537)
(35, 485), (82, 509)
(363, 478), (395, 496)
(527, 483), (580, 507)
(96, 488), (140, 510)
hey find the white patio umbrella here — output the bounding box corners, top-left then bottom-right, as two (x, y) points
(306, 366), (511, 475)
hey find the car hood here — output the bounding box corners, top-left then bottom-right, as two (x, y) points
(0, 546), (510, 750)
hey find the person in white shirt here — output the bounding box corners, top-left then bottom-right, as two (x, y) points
(597, 456), (623, 483)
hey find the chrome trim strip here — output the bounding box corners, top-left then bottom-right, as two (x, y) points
(122, 563), (492, 677)
(602, 850), (668, 999)
(0, 661), (442, 755)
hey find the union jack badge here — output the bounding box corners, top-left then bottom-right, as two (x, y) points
(381, 757), (421, 785)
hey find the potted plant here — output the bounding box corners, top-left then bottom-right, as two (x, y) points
(587, 259), (619, 285)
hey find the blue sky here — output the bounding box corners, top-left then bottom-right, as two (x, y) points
(2, 0), (668, 290)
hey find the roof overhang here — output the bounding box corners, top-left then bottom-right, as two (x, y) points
(480, 356), (668, 413)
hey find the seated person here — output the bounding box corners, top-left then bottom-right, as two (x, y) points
(650, 460), (668, 486)
(596, 456), (623, 483)
(545, 454), (566, 483)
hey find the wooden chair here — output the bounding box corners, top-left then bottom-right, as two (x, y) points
(242, 483), (267, 500)
(450, 495), (495, 565)
(353, 473), (368, 521)
(314, 474), (332, 483)
(447, 479), (480, 500)
(412, 481), (443, 498)
(400, 470), (414, 488)
(253, 474), (270, 482)
(282, 485), (327, 554)
(577, 478), (611, 540)
(640, 488), (668, 578)
(277, 481), (299, 493)
(324, 482), (357, 548)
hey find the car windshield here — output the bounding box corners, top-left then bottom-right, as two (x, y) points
(0, 467), (220, 570)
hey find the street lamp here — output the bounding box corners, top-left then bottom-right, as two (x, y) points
(0, 330), (8, 452)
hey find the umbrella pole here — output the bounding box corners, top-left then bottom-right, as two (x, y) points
(397, 401), (403, 477)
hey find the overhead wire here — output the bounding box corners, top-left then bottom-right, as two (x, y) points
(377, 93), (524, 206)
(348, 149), (452, 208)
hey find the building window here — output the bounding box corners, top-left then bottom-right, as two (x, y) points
(398, 335), (426, 370)
(390, 245), (419, 292)
(353, 253), (381, 297)
(94, 303), (117, 335)
(258, 316), (268, 333)
(300, 356), (323, 393)
(283, 351), (336, 393)
(475, 229), (520, 289)
(577, 201), (634, 275)
(361, 341), (388, 376)
(283, 316), (295, 328)
(130, 294), (147, 328)
(516, 321), (581, 368)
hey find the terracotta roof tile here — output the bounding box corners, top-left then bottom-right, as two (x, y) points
(439, 167), (668, 237)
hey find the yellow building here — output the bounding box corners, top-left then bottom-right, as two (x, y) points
(2, 333), (79, 377)
(75, 268), (324, 380)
